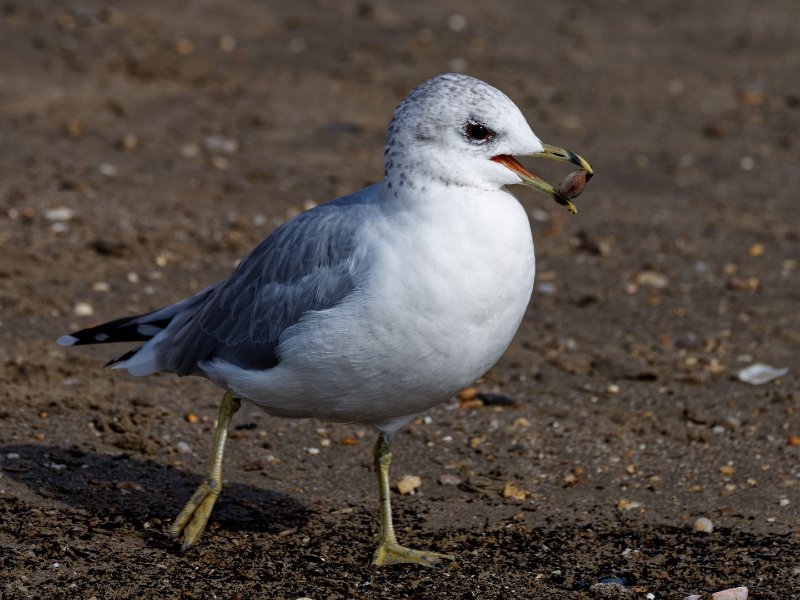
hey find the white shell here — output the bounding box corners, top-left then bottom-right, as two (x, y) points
(711, 587), (748, 600)
(737, 363), (788, 385)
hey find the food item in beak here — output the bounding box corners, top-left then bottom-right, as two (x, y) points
(558, 169), (590, 201)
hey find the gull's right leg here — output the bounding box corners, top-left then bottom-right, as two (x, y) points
(170, 390), (241, 550)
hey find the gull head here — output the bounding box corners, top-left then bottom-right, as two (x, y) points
(384, 73), (592, 211)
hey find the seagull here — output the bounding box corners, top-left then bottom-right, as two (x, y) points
(58, 73), (592, 567)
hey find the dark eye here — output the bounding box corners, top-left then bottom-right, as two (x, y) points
(465, 120), (494, 143)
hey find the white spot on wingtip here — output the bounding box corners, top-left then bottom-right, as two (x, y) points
(57, 335), (78, 346)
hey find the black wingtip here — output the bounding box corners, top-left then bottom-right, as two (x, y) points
(56, 313), (169, 348)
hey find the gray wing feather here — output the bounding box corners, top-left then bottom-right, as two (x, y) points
(164, 191), (374, 375)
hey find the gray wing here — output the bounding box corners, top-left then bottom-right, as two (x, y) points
(164, 189), (376, 375)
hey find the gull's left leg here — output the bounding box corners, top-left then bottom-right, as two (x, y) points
(170, 390), (241, 550)
(371, 432), (455, 567)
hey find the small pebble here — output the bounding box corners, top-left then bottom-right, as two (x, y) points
(6, 452), (20, 459)
(204, 135), (238, 155)
(116, 481), (143, 491)
(502, 482), (529, 500)
(458, 387), (478, 401)
(635, 270), (669, 289)
(306, 447), (320, 455)
(175, 441), (191, 454)
(98, 162), (118, 177)
(74, 302), (94, 317)
(616, 498), (642, 511)
(589, 581), (631, 597)
(44, 207), (75, 222)
(438, 473), (462, 486)
(219, 34), (237, 52)
(180, 143), (200, 159)
(531, 208), (550, 222)
(175, 39), (194, 55)
(693, 516), (714, 533)
(120, 133), (139, 150)
(448, 57), (468, 72)
(397, 475), (422, 495)
(447, 13), (468, 32)
(535, 281), (556, 295)
(727, 276), (759, 291)
(211, 156), (230, 170)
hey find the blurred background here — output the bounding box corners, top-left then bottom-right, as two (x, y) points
(1, 1), (798, 598)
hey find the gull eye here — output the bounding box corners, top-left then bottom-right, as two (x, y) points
(465, 120), (494, 143)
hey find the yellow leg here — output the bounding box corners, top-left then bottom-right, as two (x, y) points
(371, 433), (454, 567)
(170, 390), (241, 550)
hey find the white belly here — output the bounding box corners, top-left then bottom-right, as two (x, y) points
(209, 189), (535, 433)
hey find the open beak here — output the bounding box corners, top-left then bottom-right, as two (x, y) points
(491, 144), (593, 214)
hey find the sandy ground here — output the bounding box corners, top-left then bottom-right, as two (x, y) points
(1, 1), (799, 598)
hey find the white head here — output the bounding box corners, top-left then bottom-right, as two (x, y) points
(384, 73), (592, 208)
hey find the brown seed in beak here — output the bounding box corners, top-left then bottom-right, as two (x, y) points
(558, 170), (589, 200)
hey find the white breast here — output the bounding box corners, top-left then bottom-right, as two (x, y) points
(211, 187), (535, 433)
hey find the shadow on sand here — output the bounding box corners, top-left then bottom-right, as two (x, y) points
(0, 444), (310, 547)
